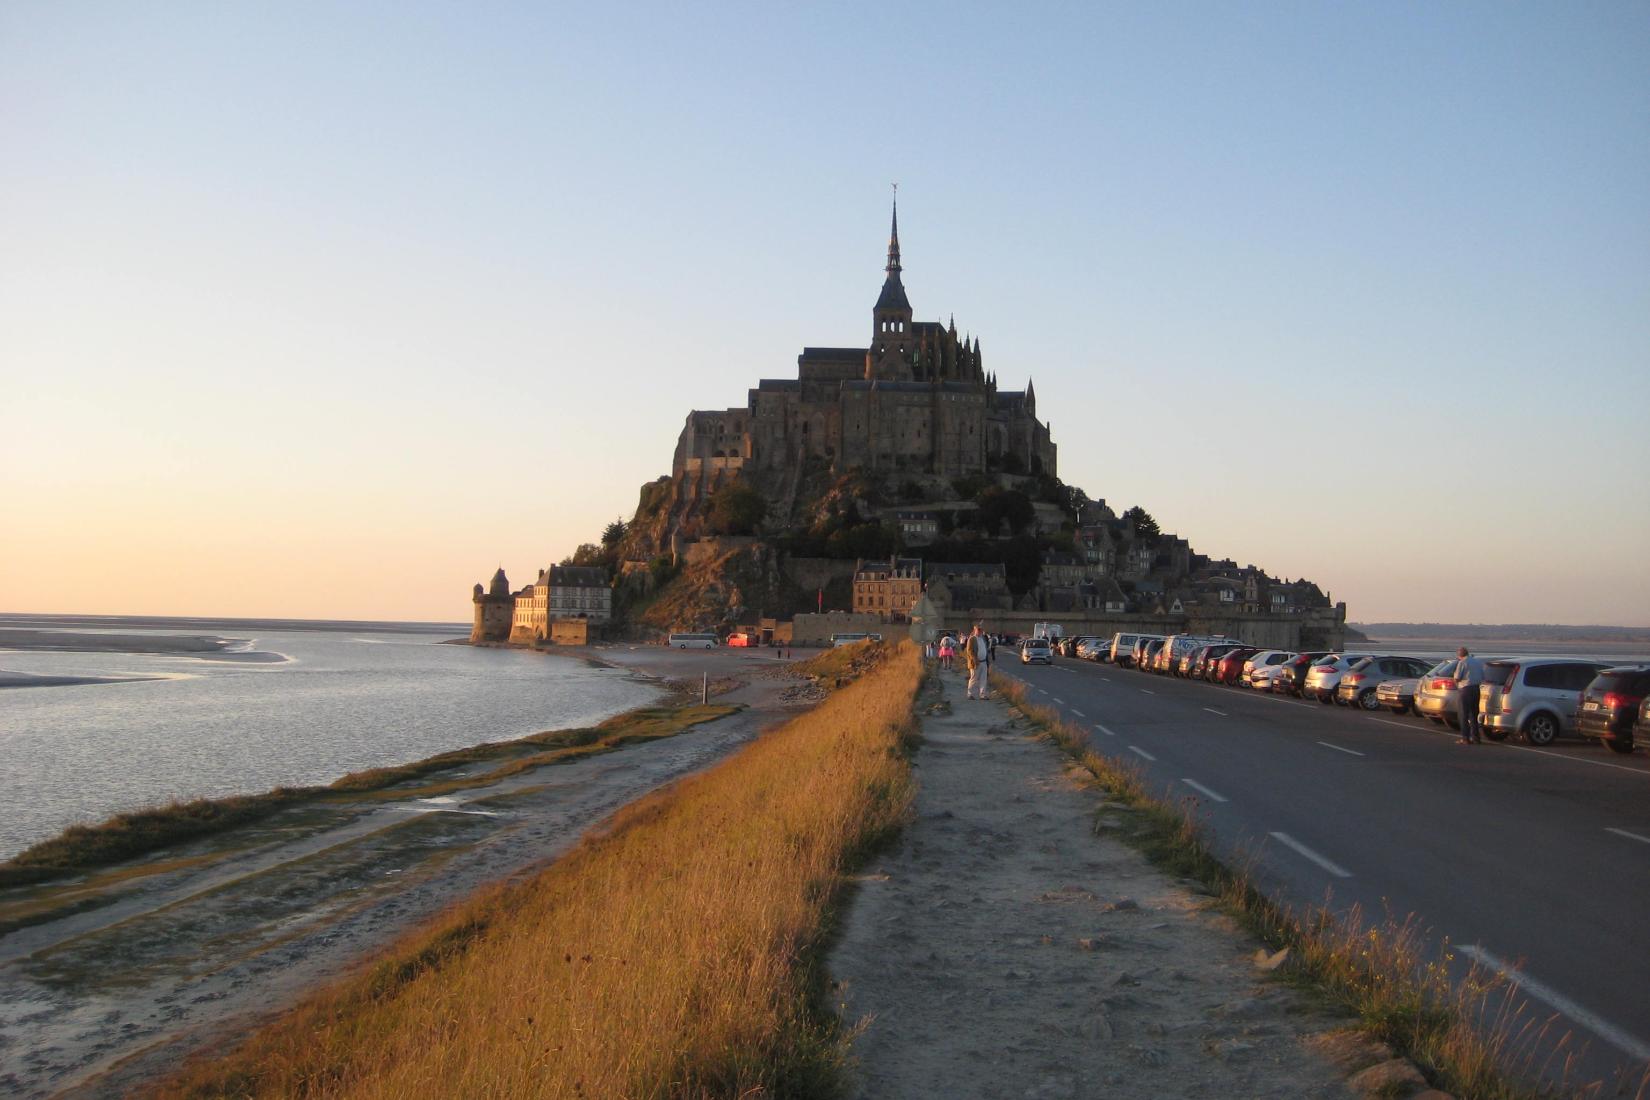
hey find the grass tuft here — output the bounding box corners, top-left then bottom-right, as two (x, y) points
(147, 644), (925, 1100)
(992, 672), (1592, 1100)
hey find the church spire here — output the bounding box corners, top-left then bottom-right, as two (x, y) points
(886, 188), (902, 275)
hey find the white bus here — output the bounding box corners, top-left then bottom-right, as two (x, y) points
(830, 632), (883, 647)
(668, 632), (719, 649)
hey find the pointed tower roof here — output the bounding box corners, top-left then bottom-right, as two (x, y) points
(874, 191), (911, 313)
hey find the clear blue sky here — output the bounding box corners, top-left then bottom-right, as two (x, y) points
(3, 2), (1647, 623)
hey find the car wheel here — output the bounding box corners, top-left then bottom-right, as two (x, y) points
(1358, 690), (1381, 711)
(1521, 713), (1559, 746)
(1605, 736), (1635, 755)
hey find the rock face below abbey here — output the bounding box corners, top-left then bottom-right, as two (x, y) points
(472, 200), (1345, 651)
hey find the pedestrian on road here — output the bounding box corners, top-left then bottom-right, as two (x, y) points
(1453, 646), (1484, 744)
(964, 624), (990, 700)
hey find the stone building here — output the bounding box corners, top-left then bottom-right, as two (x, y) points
(672, 200), (1056, 485)
(470, 567), (513, 643)
(507, 564), (613, 644)
(852, 556), (923, 622)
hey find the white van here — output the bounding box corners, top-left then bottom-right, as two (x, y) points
(668, 632), (719, 649)
(1110, 632), (1165, 667)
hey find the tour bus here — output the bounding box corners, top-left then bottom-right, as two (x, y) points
(1109, 631), (1166, 668)
(830, 632), (884, 647)
(668, 632), (719, 649)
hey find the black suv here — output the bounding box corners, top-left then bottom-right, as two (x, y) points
(1576, 666), (1650, 754)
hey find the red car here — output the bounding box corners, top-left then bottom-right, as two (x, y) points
(726, 632), (757, 647)
(1215, 647), (1260, 685)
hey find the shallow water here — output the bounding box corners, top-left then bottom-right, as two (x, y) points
(0, 627), (660, 859)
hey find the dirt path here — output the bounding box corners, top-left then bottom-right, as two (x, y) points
(0, 660), (803, 1100)
(828, 671), (1360, 1099)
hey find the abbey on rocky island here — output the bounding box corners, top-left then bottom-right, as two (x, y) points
(672, 199), (1057, 485)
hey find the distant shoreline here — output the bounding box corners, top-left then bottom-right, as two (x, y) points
(0, 612), (466, 635)
(0, 629), (288, 664)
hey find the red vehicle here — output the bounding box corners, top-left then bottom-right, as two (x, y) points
(726, 632), (757, 647)
(1215, 647), (1260, 685)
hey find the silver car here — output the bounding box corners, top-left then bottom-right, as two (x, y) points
(1242, 650), (1295, 686)
(1479, 658), (1611, 745)
(1303, 654), (1374, 704)
(1414, 657), (1509, 728)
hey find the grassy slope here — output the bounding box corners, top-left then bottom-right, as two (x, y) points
(149, 644), (923, 1099)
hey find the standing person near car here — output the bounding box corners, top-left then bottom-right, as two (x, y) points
(1454, 646), (1485, 744)
(964, 624), (990, 700)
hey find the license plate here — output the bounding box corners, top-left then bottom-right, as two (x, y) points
(1583, 700), (1600, 710)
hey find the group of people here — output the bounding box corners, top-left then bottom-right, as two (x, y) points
(929, 624), (995, 700)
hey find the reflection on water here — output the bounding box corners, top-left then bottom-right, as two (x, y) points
(0, 629), (660, 859)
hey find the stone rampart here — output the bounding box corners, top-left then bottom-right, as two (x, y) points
(791, 611), (896, 647)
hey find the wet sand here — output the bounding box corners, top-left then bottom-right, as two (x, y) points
(0, 671), (160, 690)
(0, 630), (286, 663)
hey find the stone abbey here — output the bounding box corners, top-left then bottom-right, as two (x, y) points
(672, 200), (1057, 485)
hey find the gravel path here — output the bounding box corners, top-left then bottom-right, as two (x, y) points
(828, 671), (1360, 1099)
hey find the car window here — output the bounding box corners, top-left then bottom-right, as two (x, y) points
(1559, 664), (1604, 690)
(1484, 662), (1520, 688)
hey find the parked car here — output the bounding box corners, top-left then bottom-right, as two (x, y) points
(1190, 643), (1240, 679)
(1214, 646), (1262, 685)
(726, 632), (757, 647)
(1374, 660), (1449, 714)
(1274, 652), (1333, 697)
(1636, 697), (1650, 747)
(1136, 638), (1165, 671)
(1241, 650), (1296, 686)
(1577, 666), (1650, 754)
(1477, 659), (1612, 745)
(1413, 657), (1505, 727)
(1303, 654), (1374, 704)
(1334, 656), (1435, 710)
(1075, 636), (1107, 661)
(1249, 663), (1293, 692)
(1111, 632), (1163, 668)
(1021, 637), (1054, 665)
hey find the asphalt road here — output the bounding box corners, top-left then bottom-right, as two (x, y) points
(1001, 654), (1650, 1090)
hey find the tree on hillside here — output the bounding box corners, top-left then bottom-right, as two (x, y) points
(562, 543), (608, 568)
(1122, 505), (1160, 540)
(602, 518), (627, 547)
(974, 486), (1035, 537)
(706, 482), (767, 536)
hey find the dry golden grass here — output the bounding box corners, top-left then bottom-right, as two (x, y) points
(150, 644), (924, 1100)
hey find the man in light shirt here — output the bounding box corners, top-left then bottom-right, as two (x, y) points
(1453, 646), (1485, 744)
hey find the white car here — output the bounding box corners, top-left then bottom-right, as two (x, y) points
(1248, 663), (1292, 691)
(1242, 650), (1296, 686)
(1021, 638), (1053, 665)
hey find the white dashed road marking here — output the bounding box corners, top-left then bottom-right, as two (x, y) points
(1140, 689), (1155, 695)
(1458, 945), (1650, 1064)
(1605, 827), (1650, 847)
(1094, 724), (1118, 738)
(1181, 778), (1228, 802)
(1202, 707), (1226, 717)
(1317, 741), (1365, 757)
(1128, 745), (1156, 761)
(1269, 832), (1351, 878)
(1051, 697), (1065, 705)
(1070, 708), (1086, 718)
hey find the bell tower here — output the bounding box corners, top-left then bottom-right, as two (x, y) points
(868, 191), (914, 380)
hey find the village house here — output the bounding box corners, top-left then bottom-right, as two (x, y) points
(853, 556), (924, 622)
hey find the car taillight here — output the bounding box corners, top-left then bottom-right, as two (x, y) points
(1345, 674), (1363, 684)
(1603, 692), (1645, 710)
(1431, 678), (1456, 690)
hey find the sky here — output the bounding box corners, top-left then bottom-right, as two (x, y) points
(2, 2), (1647, 625)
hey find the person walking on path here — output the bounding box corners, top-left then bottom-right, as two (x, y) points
(1454, 646), (1485, 744)
(938, 636), (954, 671)
(963, 624), (990, 700)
